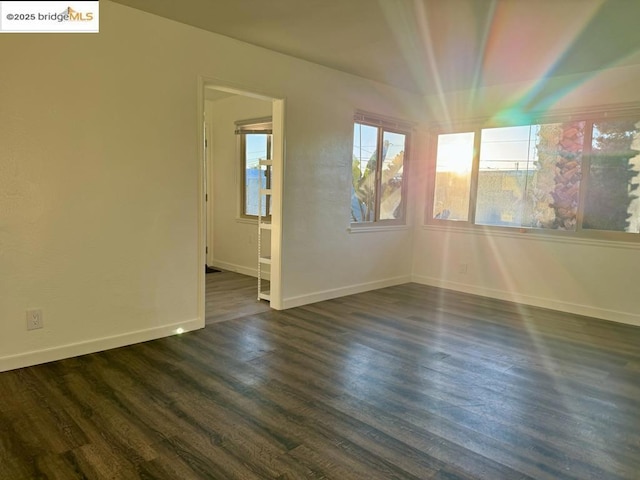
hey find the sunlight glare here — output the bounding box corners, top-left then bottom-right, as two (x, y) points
(436, 132), (474, 174)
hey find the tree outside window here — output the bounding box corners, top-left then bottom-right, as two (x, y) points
(430, 112), (640, 236)
(351, 115), (410, 225)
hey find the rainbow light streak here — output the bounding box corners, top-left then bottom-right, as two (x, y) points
(376, 0), (451, 126)
(463, 1), (498, 116)
(487, 0), (640, 124)
(382, 0), (640, 126)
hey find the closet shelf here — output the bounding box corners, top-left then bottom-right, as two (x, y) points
(258, 291), (271, 301)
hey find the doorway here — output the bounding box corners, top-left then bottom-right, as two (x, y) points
(198, 79), (284, 322)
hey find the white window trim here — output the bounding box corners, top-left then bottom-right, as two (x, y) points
(422, 223), (640, 250)
(350, 110), (414, 229)
(348, 224), (411, 234)
(236, 117), (272, 220)
(425, 103), (640, 244)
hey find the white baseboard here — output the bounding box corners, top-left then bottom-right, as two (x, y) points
(282, 275), (411, 309)
(211, 259), (270, 280)
(0, 318), (203, 373)
(411, 274), (640, 327)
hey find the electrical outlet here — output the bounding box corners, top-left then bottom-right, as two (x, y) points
(458, 263), (468, 274)
(26, 309), (43, 330)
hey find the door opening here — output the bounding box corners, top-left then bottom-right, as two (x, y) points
(198, 79), (284, 322)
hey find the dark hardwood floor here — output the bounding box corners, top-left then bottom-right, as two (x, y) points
(205, 270), (270, 324)
(1, 279), (640, 479)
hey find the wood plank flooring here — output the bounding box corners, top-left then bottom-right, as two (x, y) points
(205, 270), (270, 324)
(1, 279), (640, 479)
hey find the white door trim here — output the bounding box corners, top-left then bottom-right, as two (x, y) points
(197, 76), (285, 313)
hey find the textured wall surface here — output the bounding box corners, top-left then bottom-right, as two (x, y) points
(0, 1), (420, 370)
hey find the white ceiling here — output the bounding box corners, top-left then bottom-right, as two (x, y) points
(112, 0), (640, 95)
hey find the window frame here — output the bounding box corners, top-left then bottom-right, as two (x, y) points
(236, 117), (272, 220)
(351, 111), (413, 228)
(426, 105), (640, 243)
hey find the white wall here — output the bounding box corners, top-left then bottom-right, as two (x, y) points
(206, 95), (272, 277)
(7, 0), (634, 373)
(413, 65), (640, 326)
(0, 1), (422, 371)
(279, 91), (420, 308)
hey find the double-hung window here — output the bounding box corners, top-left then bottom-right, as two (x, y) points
(430, 109), (640, 238)
(351, 112), (411, 225)
(236, 117), (272, 219)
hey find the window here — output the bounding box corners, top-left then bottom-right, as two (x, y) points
(433, 132), (474, 221)
(475, 122), (582, 230)
(351, 112), (411, 225)
(430, 110), (640, 236)
(236, 118), (272, 218)
(584, 118), (640, 232)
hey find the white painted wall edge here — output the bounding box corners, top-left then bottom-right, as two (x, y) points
(282, 275), (411, 310)
(0, 318), (204, 373)
(412, 274), (640, 328)
(210, 259), (270, 281)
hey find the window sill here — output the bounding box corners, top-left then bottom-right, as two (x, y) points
(421, 223), (640, 250)
(236, 217), (258, 225)
(348, 224), (410, 234)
